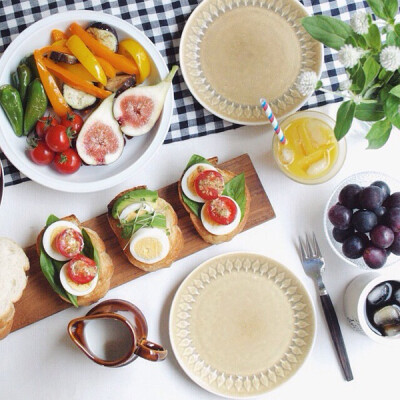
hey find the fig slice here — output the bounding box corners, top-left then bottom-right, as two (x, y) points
(113, 65), (178, 137)
(76, 94), (124, 165)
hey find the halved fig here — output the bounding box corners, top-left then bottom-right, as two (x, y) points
(49, 51), (78, 64)
(76, 94), (124, 165)
(105, 74), (136, 96)
(86, 22), (118, 52)
(113, 66), (178, 136)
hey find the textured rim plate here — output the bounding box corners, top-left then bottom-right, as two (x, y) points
(169, 252), (315, 398)
(180, 0), (322, 125)
(0, 10), (172, 193)
(324, 171), (400, 270)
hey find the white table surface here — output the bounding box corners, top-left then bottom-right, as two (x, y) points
(1, 103), (399, 400)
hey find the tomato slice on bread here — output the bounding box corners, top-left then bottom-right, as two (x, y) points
(55, 228), (84, 258)
(67, 254), (97, 284)
(194, 170), (224, 200)
(204, 196), (237, 225)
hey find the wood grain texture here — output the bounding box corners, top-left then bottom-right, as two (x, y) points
(12, 154), (275, 333)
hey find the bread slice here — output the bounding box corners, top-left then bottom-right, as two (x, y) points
(0, 237), (30, 340)
(107, 186), (184, 272)
(36, 215), (114, 307)
(178, 158), (251, 244)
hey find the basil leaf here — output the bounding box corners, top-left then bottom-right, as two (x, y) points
(355, 102), (384, 121)
(81, 228), (100, 270)
(301, 15), (353, 50)
(384, 94), (400, 128)
(222, 173), (246, 222)
(334, 101), (356, 140)
(46, 214), (59, 227)
(366, 118), (392, 149)
(183, 154), (213, 173)
(363, 56), (381, 87)
(365, 23), (381, 51)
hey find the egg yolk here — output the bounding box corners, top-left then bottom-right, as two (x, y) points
(133, 237), (163, 261)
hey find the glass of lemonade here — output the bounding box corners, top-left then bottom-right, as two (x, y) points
(272, 110), (346, 184)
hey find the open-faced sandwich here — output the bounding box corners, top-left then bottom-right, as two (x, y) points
(0, 238), (30, 340)
(178, 155), (250, 244)
(107, 186), (183, 272)
(37, 214), (114, 307)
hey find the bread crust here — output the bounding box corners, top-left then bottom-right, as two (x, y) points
(107, 186), (183, 272)
(36, 215), (114, 307)
(0, 306), (15, 340)
(178, 159), (251, 244)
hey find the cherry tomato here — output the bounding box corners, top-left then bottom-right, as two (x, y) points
(67, 254), (97, 284)
(35, 116), (58, 139)
(205, 196), (237, 225)
(55, 228), (84, 258)
(53, 148), (81, 174)
(194, 170), (225, 200)
(45, 125), (71, 152)
(60, 112), (84, 135)
(29, 140), (55, 165)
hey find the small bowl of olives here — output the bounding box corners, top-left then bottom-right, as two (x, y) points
(324, 171), (400, 270)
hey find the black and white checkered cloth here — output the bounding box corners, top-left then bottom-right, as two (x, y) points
(0, 0), (369, 186)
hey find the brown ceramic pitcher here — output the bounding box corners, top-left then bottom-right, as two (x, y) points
(68, 299), (167, 367)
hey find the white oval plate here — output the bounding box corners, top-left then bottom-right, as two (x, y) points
(169, 252), (315, 398)
(0, 10), (173, 193)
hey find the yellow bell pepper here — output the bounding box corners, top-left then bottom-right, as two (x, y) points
(66, 35), (107, 85)
(118, 39), (151, 83)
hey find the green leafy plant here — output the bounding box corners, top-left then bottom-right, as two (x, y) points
(300, 0), (400, 148)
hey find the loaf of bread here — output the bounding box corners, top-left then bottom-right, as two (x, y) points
(0, 237), (30, 340)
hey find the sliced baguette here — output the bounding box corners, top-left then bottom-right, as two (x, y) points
(0, 237), (30, 340)
(107, 186), (184, 272)
(36, 215), (114, 307)
(178, 158), (251, 244)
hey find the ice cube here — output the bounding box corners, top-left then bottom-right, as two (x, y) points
(367, 282), (392, 305)
(306, 158), (328, 176)
(307, 119), (331, 146)
(280, 148), (294, 165)
(373, 304), (400, 331)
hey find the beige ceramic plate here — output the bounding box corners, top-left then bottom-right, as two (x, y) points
(180, 0), (322, 125)
(169, 253), (315, 398)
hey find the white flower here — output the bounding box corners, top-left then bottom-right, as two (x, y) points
(295, 71), (318, 96)
(338, 45), (364, 68)
(350, 11), (369, 35)
(380, 46), (400, 71)
(339, 78), (352, 91)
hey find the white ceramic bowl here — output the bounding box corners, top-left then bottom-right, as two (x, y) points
(0, 10), (173, 193)
(324, 171), (400, 270)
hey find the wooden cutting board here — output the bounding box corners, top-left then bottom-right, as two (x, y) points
(12, 154), (275, 332)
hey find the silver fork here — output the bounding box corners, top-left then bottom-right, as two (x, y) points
(299, 233), (353, 382)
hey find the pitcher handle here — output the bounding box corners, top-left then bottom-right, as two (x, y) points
(136, 339), (167, 362)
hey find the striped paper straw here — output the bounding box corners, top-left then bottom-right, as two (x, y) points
(260, 98), (287, 144)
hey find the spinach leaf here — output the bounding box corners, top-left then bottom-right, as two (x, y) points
(183, 154), (213, 173)
(46, 214), (59, 227)
(222, 173), (246, 221)
(81, 228), (100, 270)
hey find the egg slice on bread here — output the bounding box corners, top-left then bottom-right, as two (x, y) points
(107, 186), (183, 272)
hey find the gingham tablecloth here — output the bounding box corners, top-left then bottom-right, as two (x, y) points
(0, 0), (369, 186)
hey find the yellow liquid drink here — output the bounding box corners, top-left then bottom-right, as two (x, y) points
(272, 111), (346, 184)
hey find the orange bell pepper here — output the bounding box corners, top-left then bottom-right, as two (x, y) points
(66, 35), (107, 85)
(58, 63), (98, 82)
(51, 29), (67, 42)
(42, 57), (111, 99)
(69, 22), (139, 75)
(33, 50), (71, 117)
(95, 56), (116, 79)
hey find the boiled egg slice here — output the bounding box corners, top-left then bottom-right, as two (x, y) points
(119, 202), (154, 222)
(60, 263), (98, 297)
(181, 163), (218, 203)
(130, 227), (170, 264)
(42, 221), (82, 262)
(201, 197), (241, 235)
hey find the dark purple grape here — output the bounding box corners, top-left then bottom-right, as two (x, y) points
(328, 204), (352, 229)
(363, 246), (388, 269)
(386, 207), (400, 233)
(359, 186), (384, 210)
(352, 210), (378, 233)
(371, 181), (390, 201)
(339, 184), (362, 209)
(373, 206), (387, 219)
(389, 232), (400, 255)
(342, 234), (368, 259)
(384, 192), (400, 208)
(370, 225), (395, 249)
(332, 226), (355, 243)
